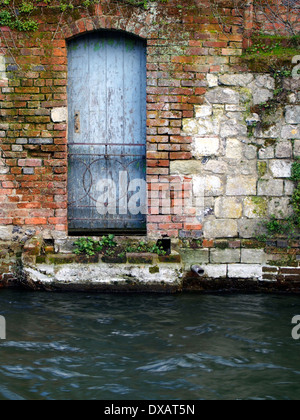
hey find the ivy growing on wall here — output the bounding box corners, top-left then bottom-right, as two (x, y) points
(258, 160), (300, 242)
(0, 0), (168, 31)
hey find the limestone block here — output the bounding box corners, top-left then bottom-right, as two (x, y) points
(195, 104), (213, 118)
(203, 264), (227, 279)
(220, 121), (238, 137)
(210, 249), (241, 264)
(238, 219), (262, 239)
(204, 219), (238, 238)
(215, 197), (243, 219)
(193, 175), (223, 197)
(240, 161), (258, 176)
(182, 119), (198, 134)
(26, 264), (183, 288)
(205, 160), (228, 174)
(220, 120), (247, 138)
(276, 141), (293, 158)
(180, 249), (209, 268)
(257, 179), (284, 196)
(281, 125), (300, 139)
(225, 105), (247, 112)
(285, 180), (295, 196)
(255, 124), (280, 138)
(0, 56), (7, 81)
(212, 104), (225, 118)
(243, 197), (267, 219)
(285, 106), (300, 124)
(206, 87), (240, 104)
(51, 107), (67, 123)
(248, 75), (275, 105)
(207, 74), (218, 87)
(226, 111), (244, 122)
(294, 140), (300, 156)
(197, 120), (217, 136)
(0, 226), (13, 241)
(194, 137), (220, 157)
(226, 138), (243, 159)
(170, 160), (203, 175)
(219, 73), (254, 87)
(252, 89), (274, 106)
(241, 249), (267, 264)
(268, 197), (293, 219)
(0, 57), (6, 72)
(269, 160), (292, 178)
(258, 146), (275, 159)
(255, 74), (276, 90)
(227, 264), (262, 279)
(226, 177), (257, 196)
(244, 145), (258, 160)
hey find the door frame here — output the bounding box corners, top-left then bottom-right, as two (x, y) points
(66, 30), (148, 236)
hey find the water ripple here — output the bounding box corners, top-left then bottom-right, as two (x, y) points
(0, 290), (299, 400)
(0, 341), (82, 353)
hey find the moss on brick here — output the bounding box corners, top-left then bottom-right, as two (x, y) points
(127, 253), (154, 265)
(102, 254), (127, 264)
(214, 241), (229, 250)
(47, 254), (99, 264)
(158, 254), (181, 263)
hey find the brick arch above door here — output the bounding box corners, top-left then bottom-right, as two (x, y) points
(60, 13), (154, 42)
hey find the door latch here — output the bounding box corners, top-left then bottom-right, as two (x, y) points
(75, 111), (80, 133)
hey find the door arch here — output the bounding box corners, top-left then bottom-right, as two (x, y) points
(67, 31), (147, 234)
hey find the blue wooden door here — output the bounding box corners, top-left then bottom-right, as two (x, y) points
(67, 32), (147, 234)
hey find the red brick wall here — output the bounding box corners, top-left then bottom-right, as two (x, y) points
(253, 0), (300, 36)
(0, 0), (246, 240)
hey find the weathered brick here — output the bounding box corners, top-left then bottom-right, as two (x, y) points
(18, 159), (42, 167)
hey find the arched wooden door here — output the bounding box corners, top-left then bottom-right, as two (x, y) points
(67, 32), (147, 234)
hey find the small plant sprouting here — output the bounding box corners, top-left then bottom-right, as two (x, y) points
(74, 235), (117, 257)
(74, 236), (167, 257)
(257, 160), (300, 241)
(125, 241), (167, 256)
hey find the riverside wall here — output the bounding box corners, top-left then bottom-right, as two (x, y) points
(0, 0), (299, 292)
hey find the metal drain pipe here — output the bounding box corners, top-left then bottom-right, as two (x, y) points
(191, 265), (205, 277)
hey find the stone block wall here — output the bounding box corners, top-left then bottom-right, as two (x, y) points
(175, 72), (300, 241)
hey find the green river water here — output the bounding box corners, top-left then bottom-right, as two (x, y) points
(0, 290), (299, 400)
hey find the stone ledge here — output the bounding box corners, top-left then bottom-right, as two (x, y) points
(22, 263), (184, 293)
(227, 264), (263, 280)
